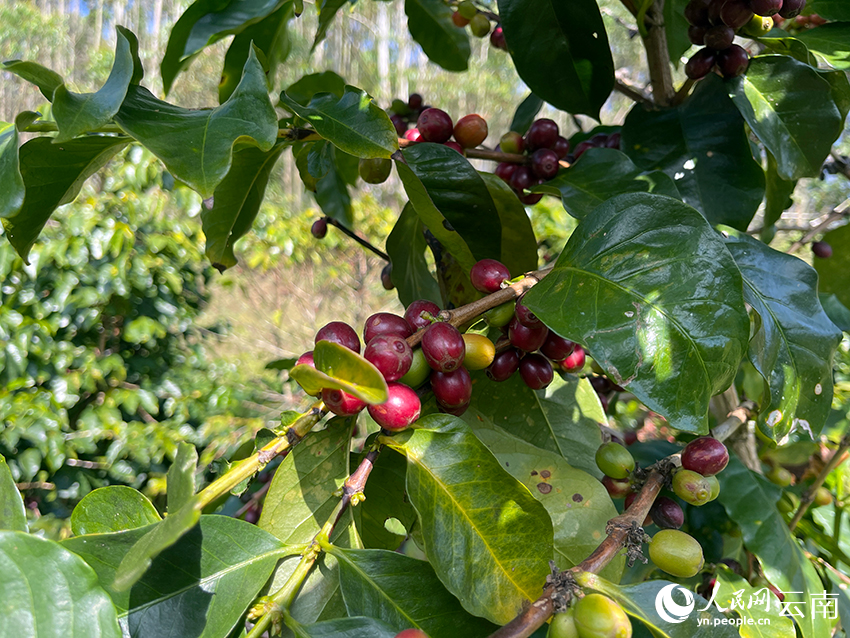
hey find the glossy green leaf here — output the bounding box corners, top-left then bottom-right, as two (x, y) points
(0, 531), (121, 638)
(403, 0), (470, 72)
(728, 56), (842, 181)
(331, 547), (498, 636)
(314, 0), (349, 49)
(379, 415), (553, 625)
(0, 119), (24, 220)
(763, 151), (797, 231)
(497, 0), (614, 118)
(63, 516), (293, 638)
(480, 172), (540, 275)
(386, 202), (442, 307)
(167, 441), (197, 513)
(313, 146), (353, 225)
(509, 92), (544, 135)
(797, 23), (850, 69)
(116, 50), (277, 198)
(665, 0), (691, 66)
(473, 427), (624, 583)
(0, 455), (26, 533)
(52, 28), (134, 142)
(820, 293), (850, 332)
(70, 486), (161, 536)
(2, 60), (63, 100)
(622, 75), (765, 231)
(759, 35), (816, 64)
(716, 567), (796, 637)
(462, 371), (605, 477)
(2, 136), (128, 260)
(533, 148), (680, 219)
(718, 456), (831, 638)
(291, 340), (389, 404)
(815, 222), (850, 309)
(285, 72), (346, 106)
(280, 86), (397, 159)
(722, 229), (841, 441)
(806, 0), (850, 20)
(523, 193), (749, 433)
(292, 616), (397, 638)
(202, 143), (286, 270)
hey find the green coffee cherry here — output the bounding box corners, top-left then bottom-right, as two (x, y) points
(767, 465), (794, 487)
(776, 491), (799, 515)
(484, 301), (516, 328)
(672, 468), (712, 506)
(743, 13), (774, 37)
(457, 1), (478, 19)
(814, 486), (833, 507)
(469, 13), (491, 37)
(595, 442), (635, 480)
(399, 348), (430, 388)
(704, 474), (720, 502)
(649, 529), (705, 578)
(548, 609), (579, 638)
(359, 158), (393, 184)
(573, 593), (632, 638)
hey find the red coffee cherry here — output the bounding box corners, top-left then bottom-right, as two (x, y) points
(470, 258), (511, 293)
(486, 348), (521, 382)
(364, 334), (413, 382)
(311, 218), (328, 239)
(404, 299), (441, 331)
(431, 367), (473, 408)
(322, 388), (366, 416)
(315, 321), (361, 353)
(508, 316), (549, 352)
(519, 353), (554, 390)
(650, 496), (685, 529)
(417, 108), (454, 143)
(681, 437), (729, 476)
(364, 312), (414, 343)
(368, 382), (421, 430)
(453, 114), (488, 148)
(421, 322), (466, 372)
(560, 345), (586, 372)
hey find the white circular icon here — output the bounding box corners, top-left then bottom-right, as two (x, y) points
(655, 583), (695, 624)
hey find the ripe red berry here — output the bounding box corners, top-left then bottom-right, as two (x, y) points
(519, 353), (554, 390)
(453, 114), (488, 148)
(688, 25), (708, 45)
(431, 367), (473, 408)
(704, 24), (735, 49)
(602, 476), (633, 499)
(514, 295), (544, 328)
(509, 166), (534, 191)
(525, 118), (559, 151)
(499, 131), (525, 154)
(311, 218), (328, 239)
(552, 136), (570, 159)
(812, 241), (833, 259)
(364, 312), (414, 343)
(778, 0), (805, 18)
(369, 382), (421, 430)
(486, 348), (521, 381)
(390, 115), (407, 137)
(364, 334), (413, 382)
(444, 141), (465, 154)
(495, 162), (517, 183)
(650, 496), (685, 529)
(750, 0), (782, 14)
(508, 316), (549, 352)
(451, 10), (470, 27)
(720, 0), (754, 28)
(470, 258), (511, 293)
(408, 93), (423, 110)
(421, 322), (466, 372)
(315, 321), (360, 353)
(685, 47), (718, 80)
(685, 0), (712, 26)
(572, 140), (594, 160)
(681, 437), (729, 476)
(560, 345), (586, 372)
(605, 132), (622, 149)
(717, 44), (750, 77)
(404, 128), (423, 142)
(322, 388), (366, 416)
(296, 351), (315, 368)
(531, 148), (560, 180)
(441, 401), (470, 416)
(417, 108), (454, 143)
(490, 24), (507, 50)
(404, 299), (441, 331)
(395, 628), (429, 638)
(540, 333), (575, 361)
(519, 192), (543, 205)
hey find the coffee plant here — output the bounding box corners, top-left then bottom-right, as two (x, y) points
(1, 0), (850, 637)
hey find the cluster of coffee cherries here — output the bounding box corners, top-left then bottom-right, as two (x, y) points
(548, 593), (632, 638)
(386, 93), (489, 156)
(597, 436), (730, 579)
(684, 0), (807, 80)
(778, 11), (826, 31)
(451, 1), (508, 50)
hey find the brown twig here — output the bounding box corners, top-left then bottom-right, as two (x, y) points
(323, 216), (390, 261)
(614, 79), (654, 107)
(789, 434), (850, 532)
(672, 78), (696, 106)
(642, 0), (675, 106)
(787, 199), (850, 253)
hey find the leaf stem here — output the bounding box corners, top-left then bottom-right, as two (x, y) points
(323, 216), (390, 261)
(789, 434), (850, 532)
(613, 79), (654, 107)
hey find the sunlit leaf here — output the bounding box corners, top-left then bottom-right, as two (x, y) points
(70, 486), (161, 536)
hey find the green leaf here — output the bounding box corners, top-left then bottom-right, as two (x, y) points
(52, 28), (134, 142)
(202, 143), (286, 270)
(314, 0), (349, 49)
(523, 193), (749, 434)
(0, 455), (26, 532)
(665, 0), (692, 66)
(763, 150), (797, 231)
(533, 148), (680, 219)
(293, 616), (398, 638)
(167, 441), (198, 514)
(0, 531), (121, 638)
(116, 50), (277, 198)
(330, 547), (498, 636)
(622, 75), (765, 231)
(509, 92), (544, 135)
(280, 86), (397, 159)
(473, 427), (624, 583)
(722, 229), (842, 442)
(715, 567), (796, 638)
(461, 371), (605, 477)
(63, 516), (293, 638)
(480, 172), (540, 275)
(403, 0), (470, 72)
(0, 117), (25, 220)
(759, 35), (817, 64)
(285, 72), (346, 106)
(290, 341), (389, 404)
(313, 146), (353, 225)
(797, 23), (850, 69)
(497, 0), (614, 118)
(386, 202), (442, 307)
(379, 415), (553, 625)
(2, 59), (63, 100)
(815, 222), (850, 309)
(806, 0), (850, 20)
(161, 0), (287, 94)
(728, 56), (842, 181)
(820, 293), (850, 332)
(2, 136), (128, 260)
(70, 486), (161, 536)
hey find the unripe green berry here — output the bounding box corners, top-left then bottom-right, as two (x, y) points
(457, 1), (478, 19)
(548, 609), (579, 638)
(595, 442), (635, 480)
(814, 486), (833, 507)
(359, 158), (392, 184)
(767, 465), (794, 487)
(469, 13), (491, 37)
(485, 301), (516, 328)
(743, 13), (774, 37)
(399, 348), (430, 388)
(649, 529), (705, 578)
(573, 594), (632, 638)
(704, 474), (720, 502)
(672, 468), (712, 506)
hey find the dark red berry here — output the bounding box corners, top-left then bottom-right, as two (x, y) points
(390, 115), (407, 137)
(749, 0), (782, 14)
(364, 334), (413, 382)
(322, 388), (366, 416)
(540, 333), (575, 361)
(490, 24), (507, 50)
(508, 316), (549, 352)
(311, 218), (328, 239)
(561, 345), (586, 372)
(364, 312), (414, 343)
(452, 10), (470, 26)
(495, 162), (517, 183)
(708, 0), (725, 24)
(682, 437), (729, 476)
(404, 128), (423, 142)
(591, 376), (614, 396)
(650, 497), (685, 529)
(605, 132), (622, 149)
(444, 141), (465, 154)
(486, 348), (521, 381)
(421, 322), (466, 372)
(573, 140), (594, 160)
(531, 148), (560, 180)
(685, 0), (712, 26)
(720, 0), (753, 28)
(440, 401), (470, 416)
(509, 166), (534, 191)
(296, 351), (315, 367)
(717, 44), (750, 77)
(812, 241), (832, 258)
(525, 118), (559, 151)
(514, 295), (543, 328)
(431, 367), (473, 407)
(704, 24), (735, 49)
(603, 476), (633, 499)
(552, 136), (570, 158)
(315, 321), (360, 353)
(368, 382), (421, 430)
(519, 353), (554, 390)
(404, 300), (441, 331)
(417, 108), (454, 143)
(688, 25), (708, 45)
(624, 430), (638, 446)
(519, 192), (543, 205)
(778, 0), (804, 17)
(381, 263), (394, 290)
(589, 133), (608, 147)
(471, 259), (511, 293)
(408, 93), (423, 110)
(685, 47), (718, 80)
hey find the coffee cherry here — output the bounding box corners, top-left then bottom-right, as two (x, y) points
(603, 476), (633, 499)
(486, 348), (521, 381)
(682, 437), (729, 476)
(495, 162), (517, 183)
(509, 166), (534, 191)
(471, 258), (511, 293)
(814, 486), (833, 507)
(453, 114), (488, 148)
(408, 93), (424, 110)
(561, 345), (586, 373)
(520, 353), (554, 390)
(704, 474), (720, 501)
(390, 115), (407, 136)
(399, 348), (430, 388)
(462, 334), (496, 370)
(519, 192), (543, 206)
(369, 382), (421, 430)
(514, 295), (544, 328)
(452, 10), (470, 27)
(508, 316), (549, 352)
(721, 0), (753, 28)
(685, 0), (712, 26)
(500, 132), (525, 155)
(767, 465), (794, 486)
(688, 25), (708, 44)
(650, 529), (705, 578)
(778, 0), (805, 17)
(322, 388), (367, 416)
(650, 496), (685, 529)
(311, 218), (328, 239)
(421, 322), (466, 372)
(490, 24), (507, 50)
(605, 132), (622, 149)
(395, 630), (429, 638)
(685, 47), (717, 80)
(359, 158), (392, 184)
(531, 148), (560, 180)
(404, 299), (441, 331)
(457, 1), (478, 19)
(365, 334), (413, 382)
(548, 610), (579, 638)
(431, 366), (473, 408)
(444, 141), (465, 154)
(381, 263), (394, 290)
(708, 0), (725, 24)
(573, 594), (632, 638)
(364, 312), (414, 343)
(296, 351), (315, 368)
(812, 241), (832, 258)
(526, 118), (559, 151)
(404, 128), (423, 142)
(315, 321), (361, 353)
(704, 24), (735, 49)
(391, 98), (410, 116)
(484, 301), (516, 328)
(552, 136), (570, 159)
(469, 12), (491, 37)
(672, 469), (712, 506)
(718, 44), (750, 77)
(750, 0), (782, 13)
(417, 108), (454, 143)
(541, 333), (575, 361)
(743, 13), (774, 36)
(596, 442), (636, 479)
